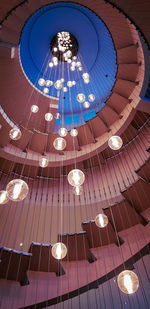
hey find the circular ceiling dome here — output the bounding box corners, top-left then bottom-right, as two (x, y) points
(19, 2), (117, 127)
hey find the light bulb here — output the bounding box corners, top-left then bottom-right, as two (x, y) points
(82, 73), (89, 79)
(45, 113), (53, 122)
(95, 213), (108, 228)
(49, 62), (53, 68)
(9, 128), (22, 141)
(68, 169), (85, 187)
(88, 94), (95, 102)
(58, 128), (68, 137)
(117, 270), (139, 294)
(38, 78), (45, 86)
(31, 105), (39, 113)
(53, 137), (66, 151)
(51, 242), (67, 260)
(108, 136), (123, 150)
(77, 93), (85, 103)
(54, 80), (62, 90)
(45, 80), (53, 87)
(6, 179), (29, 202)
(63, 87), (68, 92)
(76, 61), (81, 67)
(67, 81), (73, 87)
(84, 101), (90, 109)
(0, 190), (9, 204)
(73, 186), (83, 195)
(39, 157), (48, 168)
(43, 87), (49, 94)
(70, 128), (78, 137)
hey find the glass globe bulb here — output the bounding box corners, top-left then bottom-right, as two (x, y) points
(71, 61), (76, 67)
(68, 59), (72, 64)
(45, 113), (53, 122)
(39, 157), (48, 168)
(67, 81), (73, 87)
(31, 105), (39, 113)
(70, 128), (78, 137)
(77, 93), (85, 103)
(73, 56), (77, 60)
(63, 87), (68, 92)
(55, 112), (61, 119)
(9, 128), (22, 141)
(82, 73), (89, 79)
(73, 186), (83, 196)
(95, 213), (108, 228)
(108, 136), (123, 150)
(84, 101), (90, 109)
(68, 169), (85, 187)
(38, 78), (45, 86)
(88, 94), (95, 102)
(79, 67), (83, 71)
(49, 62), (53, 68)
(53, 137), (66, 151)
(53, 47), (57, 52)
(58, 128), (68, 137)
(76, 61), (81, 67)
(45, 80), (53, 87)
(54, 80), (62, 90)
(117, 270), (139, 294)
(6, 179), (29, 202)
(71, 66), (75, 71)
(72, 81), (76, 86)
(0, 190), (9, 204)
(43, 87), (49, 94)
(51, 242), (67, 260)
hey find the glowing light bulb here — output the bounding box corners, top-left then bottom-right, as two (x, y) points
(6, 179), (28, 202)
(49, 62), (53, 68)
(108, 136), (123, 150)
(84, 101), (90, 109)
(54, 80), (62, 90)
(68, 169), (85, 187)
(9, 128), (22, 141)
(58, 128), (68, 137)
(63, 87), (68, 92)
(117, 270), (139, 294)
(51, 242), (67, 260)
(95, 213), (108, 228)
(45, 80), (53, 87)
(88, 94), (95, 102)
(31, 105), (39, 113)
(39, 157), (48, 168)
(38, 78), (45, 86)
(77, 93), (85, 103)
(67, 81), (73, 87)
(45, 113), (53, 122)
(43, 87), (49, 94)
(53, 137), (66, 151)
(70, 128), (78, 137)
(0, 190), (9, 204)
(73, 186), (83, 195)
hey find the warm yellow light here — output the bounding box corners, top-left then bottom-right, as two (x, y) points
(70, 128), (78, 137)
(31, 105), (39, 113)
(95, 213), (108, 228)
(38, 78), (45, 86)
(9, 128), (22, 141)
(117, 270), (139, 294)
(45, 113), (53, 122)
(54, 80), (62, 90)
(88, 94), (95, 102)
(45, 80), (53, 87)
(39, 157), (48, 168)
(51, 242), (67, 260)
(77, 93), (85, 103)
(73, 186), (83, 195)
(108, 136), (123, 150)
(0, 190), (9, 204)
(84, 101), (90, 109)
(6, 179), (29, 202)
(68, 169), (85, 187)
(53, 137), (66, 151)
(58, 128), (68, 137)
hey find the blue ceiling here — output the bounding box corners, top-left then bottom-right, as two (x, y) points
(19, 2), (117, 129)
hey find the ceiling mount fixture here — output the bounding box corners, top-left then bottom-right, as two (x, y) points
(50, 31), (78, 62)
